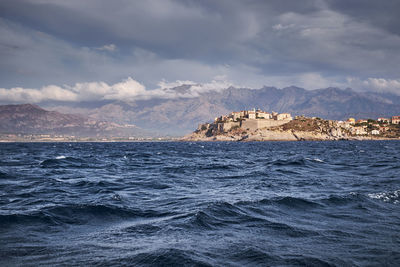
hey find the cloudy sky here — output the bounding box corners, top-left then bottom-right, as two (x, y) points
(1, 0), (400, 103)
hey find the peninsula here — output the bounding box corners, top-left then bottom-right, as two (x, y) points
(183, 109), (400, 141)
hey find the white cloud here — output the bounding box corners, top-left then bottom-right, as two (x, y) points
(0, 86), (77, 102)
(103, 77), (146, 99)
(3, 75), (400, 105)
(272, 23), (294, 31)
(0, 77), (148, 103)
(0, 77), (237, 103)
(347, 77), (400, 95)
(190, 79), (234, 94)
(96, 44), (117, 52)
(156, 77), (236, 97)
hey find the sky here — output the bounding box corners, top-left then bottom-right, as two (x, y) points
(1, 0), (400, 103)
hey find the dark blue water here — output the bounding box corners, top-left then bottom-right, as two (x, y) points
(1, 141), (400, 266)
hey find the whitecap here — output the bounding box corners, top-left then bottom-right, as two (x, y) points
(305, 157), (324, 163)
(112, 194), (122, 201)
(56, 155), (66, 160)
(368, 189), (400, 204)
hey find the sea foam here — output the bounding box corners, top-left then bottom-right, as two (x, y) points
(368, 189), (400, 204)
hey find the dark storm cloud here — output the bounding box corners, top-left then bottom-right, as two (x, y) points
(0, 0), (399, 98)
(326, 0), (400, 36)
(0, 0), (322, 61)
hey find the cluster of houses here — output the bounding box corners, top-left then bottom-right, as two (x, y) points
(215, 109), (292, 123)
(343, 115), (400, 135)
(377, 116), (400, 124)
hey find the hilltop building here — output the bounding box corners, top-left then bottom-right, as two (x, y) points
(210, 109), (292, 132)
(347, 118), (355, 124)
(392, 116), (400, 124)
(275, 113), (291, 120)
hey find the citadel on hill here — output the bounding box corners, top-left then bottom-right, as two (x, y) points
(201, 109), (293, 133)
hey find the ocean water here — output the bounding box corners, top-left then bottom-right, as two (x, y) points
(1, 141), (399, 266)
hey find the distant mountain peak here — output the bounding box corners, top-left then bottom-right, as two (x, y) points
(282, 85), (305, 90)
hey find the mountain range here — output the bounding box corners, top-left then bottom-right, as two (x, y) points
(2, 86), (400, 137)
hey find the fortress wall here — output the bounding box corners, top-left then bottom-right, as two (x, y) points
(257, 119), (290, 128)
(241, 120), (259, 131)
(218, 119), (292, 133)
(241, 119), (291, 131)
(222, 121), (240, 131)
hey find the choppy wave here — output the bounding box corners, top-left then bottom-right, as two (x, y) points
(1, 141), (400, 266)
(305, 157), (325, 163)
(0, 204), (174, 227)
(270, 158), (307, 166)
(40, 156), (86, 168)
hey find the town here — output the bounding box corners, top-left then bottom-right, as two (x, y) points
(194, 109), (400, 140)
(344, 115), (400, 136)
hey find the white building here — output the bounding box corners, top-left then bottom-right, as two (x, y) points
(371, 129), (380, 135)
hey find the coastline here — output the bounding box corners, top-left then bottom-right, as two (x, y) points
(0, 137), (180, 143)
(183, 114), (400, 142)
(180, 134), (400, 142)
(2, 137), (400, 143)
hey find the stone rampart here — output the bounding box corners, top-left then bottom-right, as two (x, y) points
(240, 119), (290, 131)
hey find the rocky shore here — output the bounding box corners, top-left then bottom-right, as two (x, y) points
(182, 117), (400, 141)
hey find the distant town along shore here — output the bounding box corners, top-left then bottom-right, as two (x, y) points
(183, 109), (400, 141)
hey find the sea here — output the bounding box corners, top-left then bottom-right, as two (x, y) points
(0, 141), (399, 266)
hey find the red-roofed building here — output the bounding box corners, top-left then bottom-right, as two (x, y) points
(392, 116), (400, 124)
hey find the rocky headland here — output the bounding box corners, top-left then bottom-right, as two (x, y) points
(183, 112), (400, 141)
